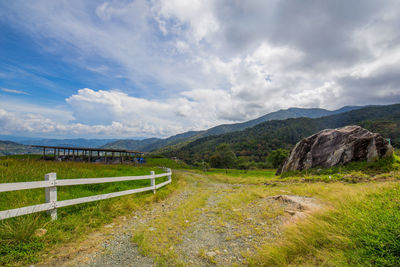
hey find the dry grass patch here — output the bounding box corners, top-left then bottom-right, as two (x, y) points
(248, 182), (400, 266)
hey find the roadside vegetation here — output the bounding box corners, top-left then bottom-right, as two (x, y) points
(1, 150), (399, 266)
(130, 152), (400, 266)
(250, 182), (400, 266)
(0, 156), (178, 266)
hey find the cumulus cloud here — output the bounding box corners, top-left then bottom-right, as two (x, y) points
(0, 0), (400, 137)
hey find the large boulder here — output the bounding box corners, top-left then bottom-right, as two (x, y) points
(276, 125), (393, 175)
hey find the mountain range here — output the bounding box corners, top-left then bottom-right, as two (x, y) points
(167, 104), (400, 165)
(102, 106), (363, 151)
(0, 140), (41, 156)
(2, 104), (398, 161)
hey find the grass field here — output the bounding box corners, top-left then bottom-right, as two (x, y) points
(249, 182), (400, 266)
(194, 168), (276, 184)
(1, 153), (400, 266)
(0, 156), (178, 266)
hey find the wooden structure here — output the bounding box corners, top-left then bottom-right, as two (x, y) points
(31, 145), (144, 164)
(0, 168), (172, 220)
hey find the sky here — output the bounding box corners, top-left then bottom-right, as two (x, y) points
(0, 0), (400, 139)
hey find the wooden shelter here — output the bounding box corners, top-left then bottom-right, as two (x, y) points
(31, 145), (145, 164)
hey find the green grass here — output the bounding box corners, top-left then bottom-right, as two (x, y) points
(144, 157), (190, 169)
(132, 172), (211, 265)
(2, 153), (400, 266)
(0, 157), (177, 266)
(249, 182), (400, 266)
(196, 168), (276, 184)
(279, 154), (400, 183)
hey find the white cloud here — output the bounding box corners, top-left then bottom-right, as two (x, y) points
(1, 88), (30, 95)
(1, 0), (400, 138)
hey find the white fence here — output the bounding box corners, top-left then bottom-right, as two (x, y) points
(0, 168), (172, 220)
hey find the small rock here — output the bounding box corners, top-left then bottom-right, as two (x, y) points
(206, 251), (217, 257)
(34, 228), (47, 237)
(285, 210), (297, 215)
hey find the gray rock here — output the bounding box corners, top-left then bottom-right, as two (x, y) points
(276, 125), (393, 175)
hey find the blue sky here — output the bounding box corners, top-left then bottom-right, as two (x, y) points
(1, 0), (400, 139)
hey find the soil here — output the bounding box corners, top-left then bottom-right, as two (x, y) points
(38, 171), (321, 267)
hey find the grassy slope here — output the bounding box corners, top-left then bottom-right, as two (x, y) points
(1, 154), (400, 266)
(186, 156), (400, 266)
(249, 182), (400, 266)
(0, 157), (179, 266)
(130, 172), (400, 266)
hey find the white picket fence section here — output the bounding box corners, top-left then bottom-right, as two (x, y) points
(0, 168), (172, 220)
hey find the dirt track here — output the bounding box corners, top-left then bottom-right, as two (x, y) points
(39, 171), (320, 267)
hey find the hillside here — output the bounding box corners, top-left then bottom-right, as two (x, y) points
(103, 106), (362, 152)
(168, 104), (400, 164)
(0, 140), (40, 156)
(200, 106), (363, 137)
(101, 131), (202, 151)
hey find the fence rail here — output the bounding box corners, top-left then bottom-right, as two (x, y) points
(0, 168), (172, 221)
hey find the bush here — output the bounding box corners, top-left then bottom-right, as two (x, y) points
(209, 144), (237, 168)
(266, 149), (289, 168)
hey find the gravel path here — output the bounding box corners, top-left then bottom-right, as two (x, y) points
(39, 171), (320, 267)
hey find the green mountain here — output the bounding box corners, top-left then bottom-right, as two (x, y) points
(102, 106), (362, 151)
(0, 141), (40, 156)
(200, 106), (363, 137)
(101, 131), (202, 151)
(167, 104), (400, 165)
(100, 138), (160, 151)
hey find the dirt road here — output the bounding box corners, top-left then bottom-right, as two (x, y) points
(39, 170), (318, 266)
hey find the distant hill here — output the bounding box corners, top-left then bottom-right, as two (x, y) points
(100, 138), (160, 151)
(102, 106), (362, 151)
(0, 140), (40, 156)
(167, 104), (400, 165)
(101, 131), (202, 151)
(198, 106), (363, 137)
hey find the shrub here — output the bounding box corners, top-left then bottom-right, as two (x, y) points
(266, 149), (289, 168)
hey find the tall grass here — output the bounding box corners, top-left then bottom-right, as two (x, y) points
(0, 157), (177, 266)
(249, 182), (400, 266)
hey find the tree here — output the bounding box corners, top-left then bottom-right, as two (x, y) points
(267, 149), (289, 168)
(209, 144), (237, 168)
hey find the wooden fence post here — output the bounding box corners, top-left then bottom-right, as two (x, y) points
(45, 173), (57, 220)
(150, 171), (155, 194)
(167, 168), (172, 182)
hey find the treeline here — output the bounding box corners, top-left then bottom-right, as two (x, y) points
(165, 104), (400, 167)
